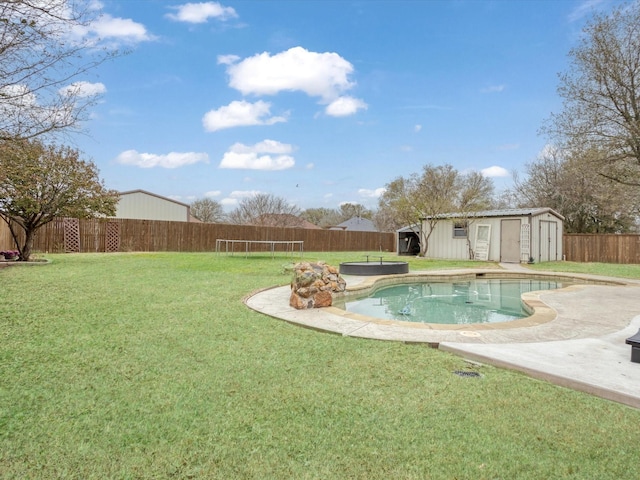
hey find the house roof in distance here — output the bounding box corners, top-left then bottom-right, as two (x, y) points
(333, 216), (377, 232)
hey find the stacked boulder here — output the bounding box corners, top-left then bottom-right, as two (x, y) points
(290, 261), (347, 309)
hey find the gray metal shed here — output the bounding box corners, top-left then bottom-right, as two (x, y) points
(420, 208), (564, 263)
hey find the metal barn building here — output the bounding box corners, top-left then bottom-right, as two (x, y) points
(420, 208), (564, 263)
(116, 190), (191, 222)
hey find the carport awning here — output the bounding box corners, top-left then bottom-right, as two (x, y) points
(396, 224), (421, 233)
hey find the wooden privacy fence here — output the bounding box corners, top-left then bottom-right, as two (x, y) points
(5, 220), (638, 263)
(563, 234), (640, 264)
(0, 218), (395, 254)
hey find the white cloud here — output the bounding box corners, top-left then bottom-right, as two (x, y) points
(0, 84), (36, 108)
(115, 150), (209, 168)
(204, 190), (221, 197)
(220, 191), (262, 206)
(217, 54), (241, 65)
(219, 140), (295, 170)
(231, 190), (261, 198)
(225, 46), (356, 101)
(220, 198), (237, 206)
(358, 187), (386, 198)
(59, 81), (106, 97)
(306, 163), (314, 169)
(80, 14), (154, 44)
(568, 0), (605, 22)
(246, 139), (294, 154)
(7, 3), (151, 49)
(414, 124), (422, 132)
(0, 84), (73, 129)
(166, 2), (238, 23)
(481, 84), (506, 93)
(202, 100), (287, 131)
(539, 144), (560, 158)
(481, 166), (511, 178)
(325, 96), (368, 117)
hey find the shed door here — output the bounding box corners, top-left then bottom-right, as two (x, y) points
(474, 224), (491, 261)
(500, 219), (521, 263)
(539, 220), (558, 262)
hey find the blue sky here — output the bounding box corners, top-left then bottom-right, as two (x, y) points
(71, 0), (625, 211)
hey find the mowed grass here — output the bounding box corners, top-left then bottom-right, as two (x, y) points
(528, 260), (640, 279)
(1, 252), (639, 479)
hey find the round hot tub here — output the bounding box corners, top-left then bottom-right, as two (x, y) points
(339, 258), (409, 276)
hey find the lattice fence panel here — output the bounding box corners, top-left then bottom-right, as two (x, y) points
(63, 218), (81, 253)
(520, 223), (531, 262)
(106, 222), (120, 252)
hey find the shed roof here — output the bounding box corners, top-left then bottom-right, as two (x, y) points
(423, 207), (564, 221)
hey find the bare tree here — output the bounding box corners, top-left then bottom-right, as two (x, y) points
(543, 1), (640, 186)
(338, 203), (372, 222)
(378, 164), (495, 256)
(417, 164), (462, 257)
(191, 198), (225, 223)
(301, 207), (341, 228)
(0, 0), (116, 140)
(227, 193), (301, 226)
(373, 204), (404, 233)
(377, 176), (423, 234)
(0, 138), (118, 260)
(454, 170), (496, 258)
(510, 146), (640, 233)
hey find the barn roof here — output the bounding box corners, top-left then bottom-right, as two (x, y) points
(119, 189), (191, 208)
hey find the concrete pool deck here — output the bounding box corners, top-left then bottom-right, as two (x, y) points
(245, 263), (640, 409)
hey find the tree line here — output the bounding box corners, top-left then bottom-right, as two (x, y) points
(2, 1), (640, 261)
(190, 194), (375, 229)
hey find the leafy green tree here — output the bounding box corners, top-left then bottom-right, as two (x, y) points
(543, 1), (640, 187)
(191, 198), (225, 223)
(0, 138), (118, 260)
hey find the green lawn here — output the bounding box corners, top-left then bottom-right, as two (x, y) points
(527, 260), (640, 279)
(1, 252), (639, 479)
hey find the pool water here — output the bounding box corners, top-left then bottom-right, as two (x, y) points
(338, 278), (567, 324)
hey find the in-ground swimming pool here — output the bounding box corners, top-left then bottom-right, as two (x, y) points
(337, 278), (569, 324)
